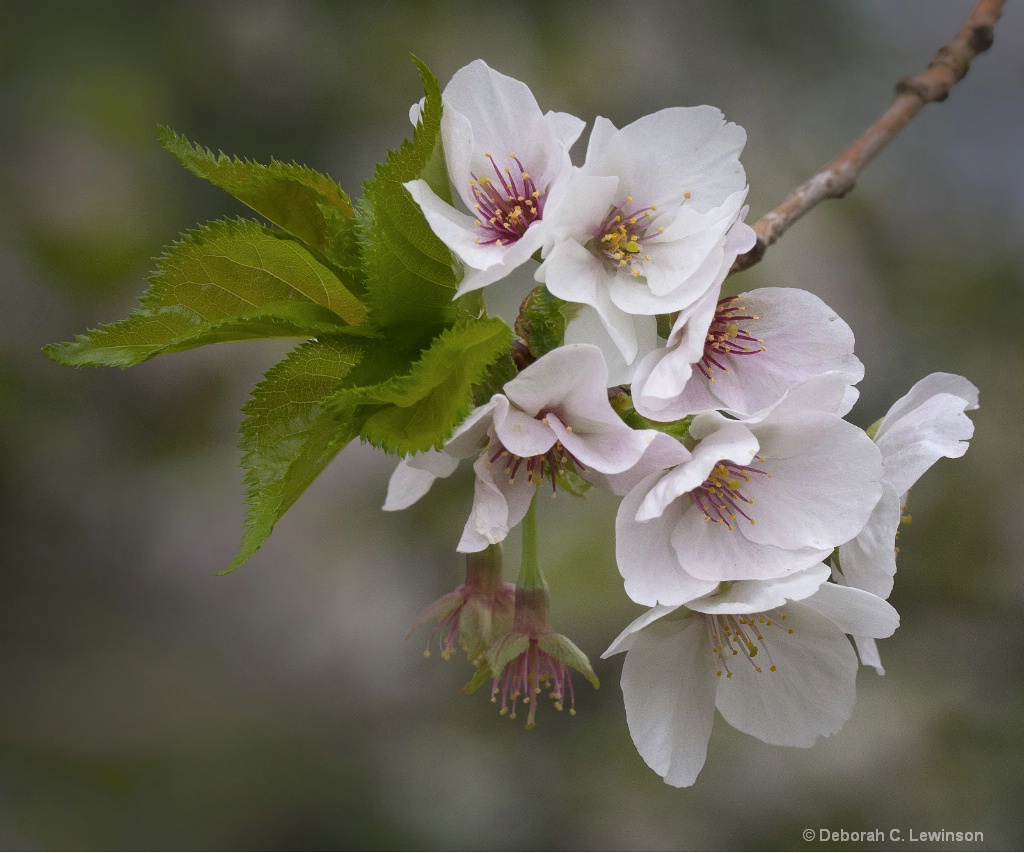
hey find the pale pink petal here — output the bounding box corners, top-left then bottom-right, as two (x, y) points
(503, 345), (624, 432)
(491, 406), (557, 459)
(382, 449), (460, 511)
(800, 583), (900, 640)
(691, 287), (863, 417)
(547, 413), (657, 476)
(636, 421), (757, 522)
(617, 473), (720, 606)
(738, 414), (883, 552)
(620, 616), (719, 787)
(876, 372), (979, 433)
(585, 432), (691, 497)
(874, 388), (977, 498)
(836, 483), (902, 599)
(457, 453), (536, 553)
(670, 507), (832, 583)
(602, 603), (681, 658)
(715, 601), (857, 747)
(853, 636), (885, 675)
(540, 241), (642, 363)
(686, 564), (831, 615)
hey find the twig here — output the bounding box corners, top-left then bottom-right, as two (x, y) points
(730, 0), (1005, 275)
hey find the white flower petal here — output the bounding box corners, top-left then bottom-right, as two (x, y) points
(540, 241), (642, 364)
(692, 288), (863, 418)
(492, 407), (556, 459)
(585, 431), (690, 497)
(585, 107), (746, 212)
(853, 636), (885, 675)
(548, 413), (656, 476)
(686, 564), (831, 614)
(800, 582), (900, 640)
(503, 343), (612, 423)
(617, 473), (719, 606)
(457, 452), (536, 552)
(602, 603), (681, 658)
(671, 507), (832, 583)
(404, 178), (505, 270)
(563, 305), (658, 386)
(453, 224), (549, 297)
(620, 616), (719, 787)
(876, 372), (979, 433)
(636, 421), (758, 521)
(443, 397), (504, 459)
(740, 415), (883, 551)
(874, 387), (977, 497)
(715, 601), (858, 747)
(382, 449), (459, 511)
(544, 110), (586, 151)
(836, 483), (902, 598)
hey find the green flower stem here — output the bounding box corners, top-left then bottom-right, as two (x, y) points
(516, 493), (547, 591)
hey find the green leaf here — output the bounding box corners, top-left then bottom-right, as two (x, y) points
(226, 336), (367, 574)
(159, 126), (361, 275)
(45, 219), (368, 368)
(359, 57), (461, 343)
(328, 316), (513, 455)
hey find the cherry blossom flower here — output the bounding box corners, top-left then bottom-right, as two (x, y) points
(835, 373), (977, 672)
(485, 584), (598, 729)
(632, 287), (863, 421)
(407, 545), (515, 665)
(602, 565), (899, 787)
(536, 107), (754, 367)
(616, 373), (883, 606)
(404, 60), (584, 296)
(384, 344), (674, 552)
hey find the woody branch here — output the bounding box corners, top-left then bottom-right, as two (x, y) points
(730, 0), (1005, 275)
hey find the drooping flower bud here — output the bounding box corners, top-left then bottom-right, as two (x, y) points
(407, 544), (515, 666)
(484, 583), (599, 730)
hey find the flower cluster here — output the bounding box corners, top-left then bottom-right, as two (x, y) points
(393, 61), (978, 785)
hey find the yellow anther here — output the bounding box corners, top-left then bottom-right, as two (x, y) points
(684, 191), (692, 199)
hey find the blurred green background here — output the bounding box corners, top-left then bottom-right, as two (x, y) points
(2, 1), (1022, 849)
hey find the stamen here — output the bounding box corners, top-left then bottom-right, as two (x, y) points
(471, 153), (544, 246)
(706, 609), (792, 676)
(491, 639), (578, 728)
(692, 460), (771, 529)
(698, 295), (767, 382)
(594, 197), (659, 276)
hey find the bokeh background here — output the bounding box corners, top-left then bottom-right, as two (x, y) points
(2, 1), (1022, 849)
